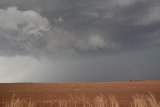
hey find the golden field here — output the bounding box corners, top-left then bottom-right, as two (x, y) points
(0, 80), (160, 107)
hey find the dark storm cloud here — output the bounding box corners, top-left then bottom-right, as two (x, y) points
(0, 0), (160, 58)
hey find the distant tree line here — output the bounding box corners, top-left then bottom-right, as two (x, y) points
(129, 80), (143, 82)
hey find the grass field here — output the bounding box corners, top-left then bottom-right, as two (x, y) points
(0, 80), (160, 107)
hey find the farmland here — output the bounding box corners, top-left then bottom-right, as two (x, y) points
(0, 80), (160, 107)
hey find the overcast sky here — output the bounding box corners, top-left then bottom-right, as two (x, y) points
(0, 0), (160, 82)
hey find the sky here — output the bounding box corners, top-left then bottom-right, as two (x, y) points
(0, 0), (160, 82)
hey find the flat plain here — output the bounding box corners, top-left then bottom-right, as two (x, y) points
(0, 80), (160, 107)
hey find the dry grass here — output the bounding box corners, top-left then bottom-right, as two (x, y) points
(4, 95), (35, 107)
(3, 94), (160, 107)
(131, 93), (160, 107)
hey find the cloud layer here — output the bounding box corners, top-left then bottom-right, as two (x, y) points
(0, 0), (160, 58)
(0, 0), (160, 82)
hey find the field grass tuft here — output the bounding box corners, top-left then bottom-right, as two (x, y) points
(3, 93), (160, 107)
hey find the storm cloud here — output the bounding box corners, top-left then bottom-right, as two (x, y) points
(0, 0), (160, 82)
(0, 0), (160, 58)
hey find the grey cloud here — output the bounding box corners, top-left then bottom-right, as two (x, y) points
(0, 0), (160, 82)
(136, 7), (160, 25)
(0, 0), (160, 58)
(0, 7), (50, 57)
(0, 6), (116, 58)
